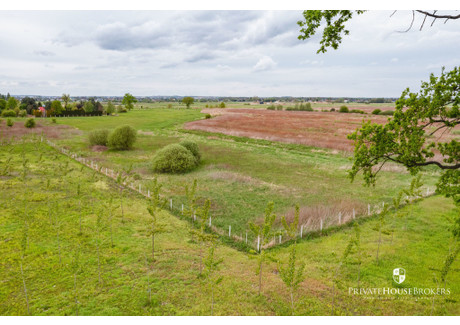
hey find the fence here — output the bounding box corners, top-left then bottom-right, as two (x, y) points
(42, 136), (436, 251)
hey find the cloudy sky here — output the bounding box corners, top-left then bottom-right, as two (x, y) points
(0, 10), (459, 97)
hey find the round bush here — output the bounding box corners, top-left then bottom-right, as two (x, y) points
(339, 106), (349, 113)
(6, 118), (13, 127)
(107, 125), (137, 150)
(179, 140), (201, 163)
(205, 113), (212, 119)
(380, 110), (395, 116)
(89, 129), (109, 146)
(18, 110), (27, 117)
(372, 109), (381, 115)
(2, 110), (16, 117)
(24, 118), (36, 128)
(152, 144), (197, 173)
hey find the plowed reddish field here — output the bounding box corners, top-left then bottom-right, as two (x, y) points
(185, 109), (389, 151)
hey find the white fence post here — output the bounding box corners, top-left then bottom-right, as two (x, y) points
(245, 232), (248, 244)
(257, 235), (260, 252)
(368, 204), (370, 216)
(426, 187), (429, 196)
(320, 219), (323, 231)
(229, 225), (231, 237)
(338, 212), (342, 225)
(300, 225), (303, 238)
(148, 190), (150, 198)
(181, 204), (184, 213)
(170, 198), (172, 210)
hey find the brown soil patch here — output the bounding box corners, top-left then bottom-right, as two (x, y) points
(187, 109), (388, 151)
(0, 119), (81, 140)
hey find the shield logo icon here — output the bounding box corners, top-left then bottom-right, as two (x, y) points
(393, 268), (406, 284)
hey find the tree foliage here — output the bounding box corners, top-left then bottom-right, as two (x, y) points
(122, 93), (137, 110)
(348, 67), (459, 200)
(297, 10), (365, 53)
(182, 97), (194, 109)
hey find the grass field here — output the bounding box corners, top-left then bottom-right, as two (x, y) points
(42, 108), (441, 237)
(0, 140), (458, 316)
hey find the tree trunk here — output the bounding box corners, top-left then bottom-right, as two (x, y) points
(211, 284), (214, 316)
(74, 273), (78, 316)
(97, 240), (102, 285)
(56, 224), (61, 264)
(20, 260), (30, 315)
(152, 234), (155, 262)
(376, 228), (382, 264)
(258, 262), (263, 295)
(120, 189), (124, 223)
(79, 200), (82, 234)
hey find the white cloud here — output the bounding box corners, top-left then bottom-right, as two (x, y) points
(253, 56), (277, 72)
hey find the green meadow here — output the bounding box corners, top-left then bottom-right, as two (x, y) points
(0, 140), (458, 315)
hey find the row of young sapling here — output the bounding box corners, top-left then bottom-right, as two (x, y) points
(5, 135), (454, 315)
(44, 137), (436, 252)
(8, 136), (305, 314)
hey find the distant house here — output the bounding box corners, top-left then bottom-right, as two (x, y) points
(39, 106), (46, 117)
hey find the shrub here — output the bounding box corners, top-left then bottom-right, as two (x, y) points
(350, 109), (365, 114)
(219, 102), (226, 108)
(24, 118), (36, 128)
(107, 125), (137, 150)
(380, 110), (395, 116)
(6, 118), (13, 127)
(51, 118), (57, 124)
(339, 106), (349, 113)
(205, 113), (212, 119)
(89, 129), (109, 146)
(18, 110), (27, 117)
(179, 140), (201, 163)
(152, 144), (197, 173)
(2, 110), (16, 117)
(33, 109), (42, 117)
(267, 105), (276, 110)
(330, 108), (336, 112)
(372, 109), (381, 115)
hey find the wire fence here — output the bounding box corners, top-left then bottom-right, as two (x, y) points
(42, 136), (436, 251)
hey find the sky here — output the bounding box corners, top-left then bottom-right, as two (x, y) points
(0, 10), (459, 97)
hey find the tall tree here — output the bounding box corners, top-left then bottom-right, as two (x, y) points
(61, 94), (71, 109)
(122, 93), (137, 110)
(182, 96), (194, 109)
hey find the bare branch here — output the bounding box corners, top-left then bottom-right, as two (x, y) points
(420, 13), (428, 30)
(416, 10), (460, 20)
(398, 10), (415, 33)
